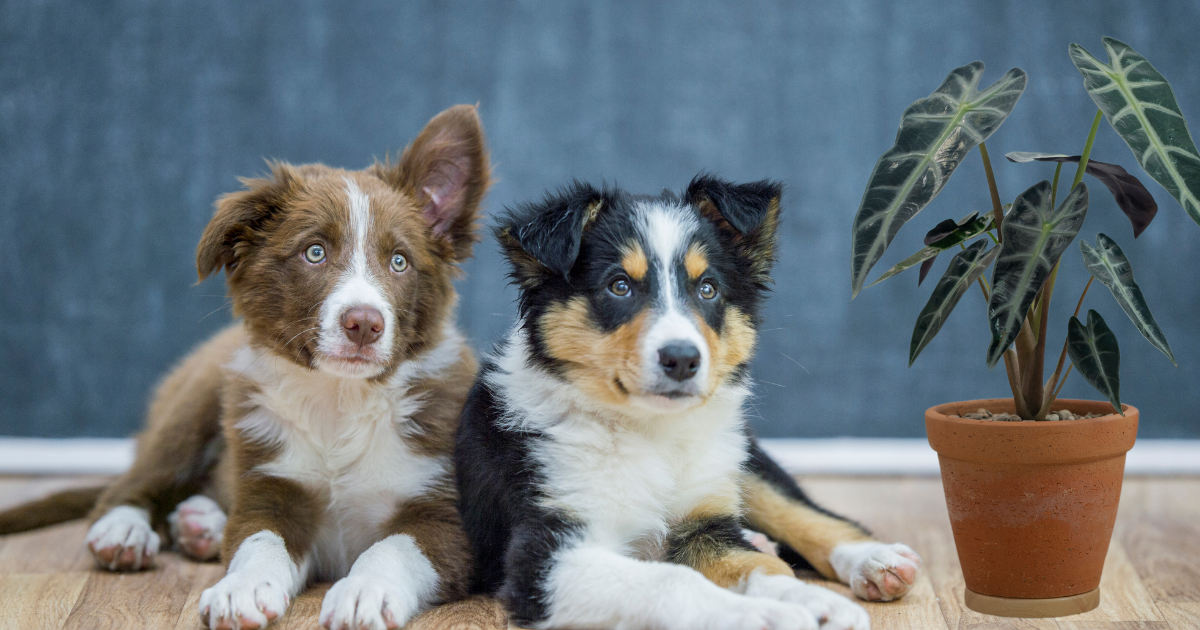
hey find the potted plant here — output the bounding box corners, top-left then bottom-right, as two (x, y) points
(849, 37), (1199, 618)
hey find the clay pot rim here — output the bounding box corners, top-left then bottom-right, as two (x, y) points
(926, 398), (1139, 465)
(927, 397), (1135, 427)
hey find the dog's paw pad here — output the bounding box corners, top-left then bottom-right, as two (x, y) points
(319, 576), (417, 630)
(86, 506), (160, 571)
(831, 541), (922, 602)
(199, 571), (289, 630)
(168, 495), (226, 561)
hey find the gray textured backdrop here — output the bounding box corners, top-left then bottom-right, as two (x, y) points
(2, 1), (1198, 439)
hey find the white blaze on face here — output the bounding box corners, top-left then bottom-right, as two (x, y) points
(635, 202), (710, 399)
(313, 177), (396, 378)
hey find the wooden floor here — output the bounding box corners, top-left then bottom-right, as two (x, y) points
(1, 475), (1196, 630)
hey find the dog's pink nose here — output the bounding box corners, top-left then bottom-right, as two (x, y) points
(341, 307), (384, 347)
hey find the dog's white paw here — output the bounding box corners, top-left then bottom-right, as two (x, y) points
(830, 541), (921, 602)
(86, 505), (160, 571)
(319, 575), (419, 630)
(712, 593), (841, 630)
(743, 572), (870, 630)
(199, 569), (291, 630)
(168, 495), (226, 561)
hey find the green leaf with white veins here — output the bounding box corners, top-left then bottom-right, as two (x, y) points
(1067, 310), (1123, 414)
(1070, 37), (1200, 226)
(910, 239), (999, 366)
(850, 62), (1026, 297)
(1080, 233), (1175, 364)
(867, 212), (992, 288)
(986, 181), (1089, 368)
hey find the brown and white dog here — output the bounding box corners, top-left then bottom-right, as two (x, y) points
(0, 104), (490, 630)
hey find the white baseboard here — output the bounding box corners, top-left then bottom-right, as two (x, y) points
(759, 438), (1200, 475)
(0, 437), (1196, 476)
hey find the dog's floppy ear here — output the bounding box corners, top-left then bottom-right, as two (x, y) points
(496, 181), (606, 283)
(686, 174), (783, 283)
(386, 104), (491, 261)
(196, 163), (299, 282)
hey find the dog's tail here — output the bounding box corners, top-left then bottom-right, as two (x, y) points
(0, 485), (106, 535)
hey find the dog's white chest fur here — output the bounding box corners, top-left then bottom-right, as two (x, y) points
(228, 344), (451, 580)
(530, 395), (750, 557)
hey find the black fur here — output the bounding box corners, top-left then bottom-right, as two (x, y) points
(454, 363), (583, 624)
(666, 515), (758, 567)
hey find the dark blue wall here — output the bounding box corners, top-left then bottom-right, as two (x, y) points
(3, 1), (1198, 438)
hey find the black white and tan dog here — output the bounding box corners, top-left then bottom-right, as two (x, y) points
(0, 104), (491, 630)
(455, 177), (922, 630)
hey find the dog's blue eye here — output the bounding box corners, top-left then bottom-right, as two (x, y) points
(390, 253), (408, 273)
(609, 278), (631, 297)
(699, 281), (717, 300)
(304, 244), (326, 264)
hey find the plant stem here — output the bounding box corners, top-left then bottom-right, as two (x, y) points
(1005, 348), (1031, 418)
(1050, 363), (1073, 407)
(1040, 276), (1093, 416)
(979, 142), (1005, 242)
(1022, 260), (1057, 419)
(1071, 109), (1104, 190)
(1050, 162), (1063, 209)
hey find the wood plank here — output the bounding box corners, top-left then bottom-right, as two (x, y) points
(1118, 478), (1200, 605)
(1156, 602), (1200, 628)
(409, 596), (508, 630)
(0, 573), (89, 630)
(170, 560), (223, 630)
(62, 552), (196, 630)
(3, 475), (1192, 630)
(272, 582), (329, 630)
(0, 520), (94, 574)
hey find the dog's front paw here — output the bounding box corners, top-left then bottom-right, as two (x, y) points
(168, 495), (226, 561)
(199, 570), (290, 630)
(830, 541), (921, 602)
(319, 575), (419, 630)
(697, 595), (821, 630)
(743, 572), (870, 630)
(86, 505), (160, 571)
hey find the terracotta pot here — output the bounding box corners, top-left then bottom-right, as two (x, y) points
(925, 398), (1138, 618)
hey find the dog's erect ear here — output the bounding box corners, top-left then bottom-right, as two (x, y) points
(387, 104), (490, 261)
(686, 174), (783, 283)
(496, 181), (606, 283)
(196, 164), (299, 282)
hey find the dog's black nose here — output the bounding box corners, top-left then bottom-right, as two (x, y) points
(342, 306), (384, 347)
(658, 342), (701, 382)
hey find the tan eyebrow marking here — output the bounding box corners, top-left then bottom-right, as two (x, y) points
(685, 243), (709, 280)
(622, 243), (648, 281)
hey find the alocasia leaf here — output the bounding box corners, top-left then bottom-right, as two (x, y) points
(917, 212), (987, 286)
(1080, 233), (1175, 364)
(850, 62), (1026, 297)
(1006, 152), (1158, 237)
(986, 181), (1089, 367)
(909, 239), (999, 366)
(866, 212), (993, 288)
(1070, 37), (1200, 227)
(1067, 309), (1123, 414)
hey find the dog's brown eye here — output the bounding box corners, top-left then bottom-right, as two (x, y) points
(609, 278), (631, 297)
(304, 244), (326, 264)
(699, 281), (717, 300)
(390, 253), (408, 273)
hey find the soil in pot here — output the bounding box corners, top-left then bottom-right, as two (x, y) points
(956, 408), (1105, 422)
(926, 398), (1138, 618)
